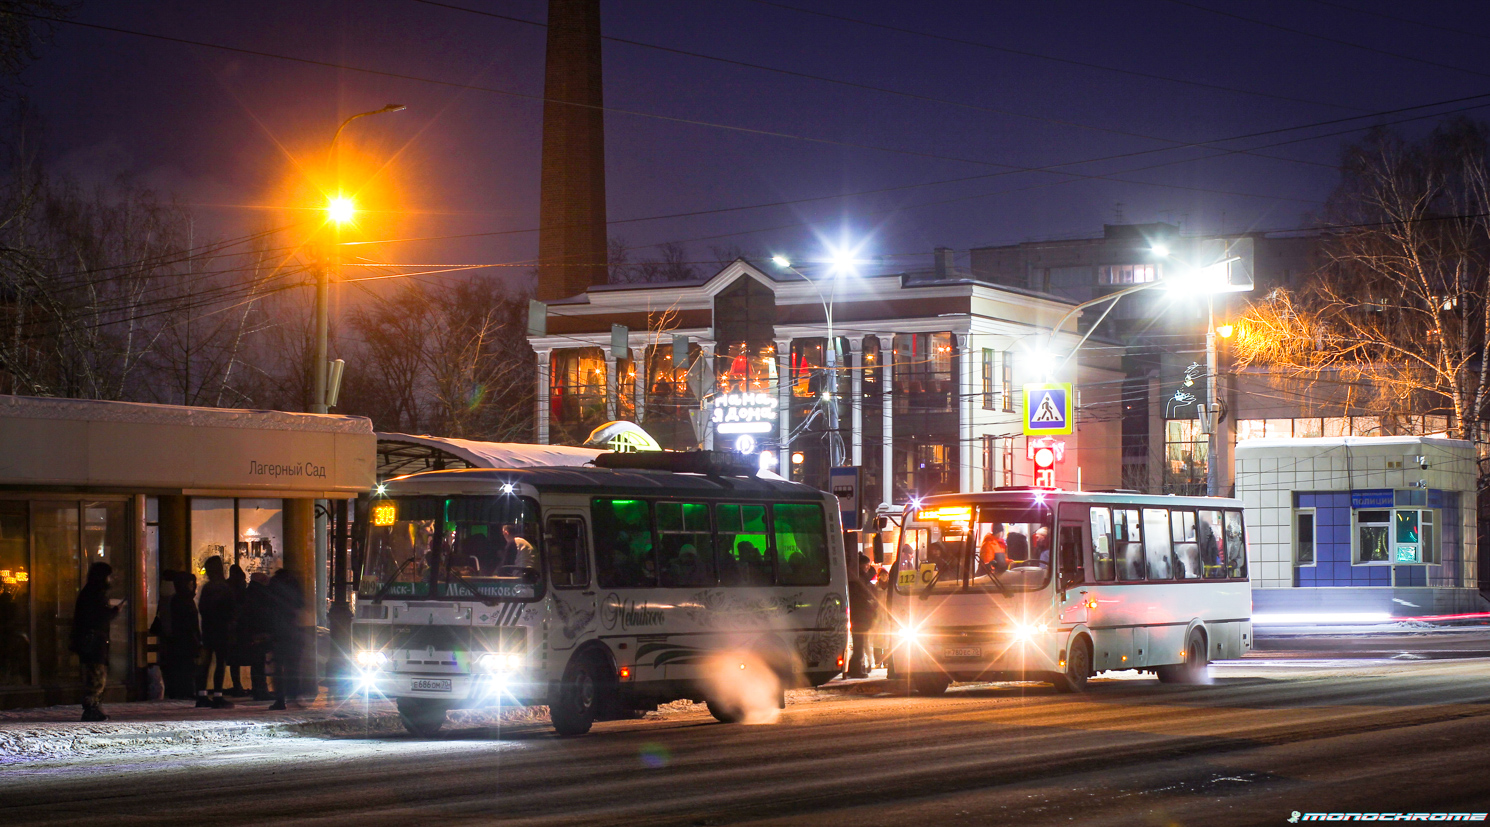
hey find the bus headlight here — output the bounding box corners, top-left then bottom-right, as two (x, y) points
(1012, 622), (1049, 643)
(895, 625), (922, 647)
(354, 650), (389, 670)
(478, 653), (523, 673)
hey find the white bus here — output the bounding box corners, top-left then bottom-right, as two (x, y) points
(351, 452), (849, 736)
(885, 488), (1252, 694)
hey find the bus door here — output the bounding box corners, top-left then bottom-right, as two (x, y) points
(544, 511), (597, 653)
(1086, 505), (1133, 672)
(1055, 504), (1089, 627)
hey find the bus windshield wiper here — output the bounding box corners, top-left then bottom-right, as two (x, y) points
(373, 556), (417, 603)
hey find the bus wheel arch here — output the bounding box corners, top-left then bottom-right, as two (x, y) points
(1157, 625), (1209, 685)
(1055, 633), (1093, 693)
(550, 644), (618, 736)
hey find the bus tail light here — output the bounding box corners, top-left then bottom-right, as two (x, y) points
(619, 665), (632, 680)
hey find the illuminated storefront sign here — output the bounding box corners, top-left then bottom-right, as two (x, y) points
(711, 391), (778, 434)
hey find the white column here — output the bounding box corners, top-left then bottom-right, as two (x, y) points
(959, 333), (977, 492)
(849, 337), (863, 467)
(700, 341), (716, 451)
(776, 338), (792, 456)
(880, 335), (894, 505)
(535, 349), (551, 444)
(605, 352), (618, 421)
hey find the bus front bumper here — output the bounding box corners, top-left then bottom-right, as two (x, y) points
(353, 670), (543, 707)
(898, 629), (1064, 678)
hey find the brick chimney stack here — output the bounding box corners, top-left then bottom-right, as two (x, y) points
(933, 247), (955, 279)
(537, 0), (608, 301)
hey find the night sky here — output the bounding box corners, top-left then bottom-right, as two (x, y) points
(18, 0), (1490, 285)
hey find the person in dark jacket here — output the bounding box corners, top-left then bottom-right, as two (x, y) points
(239, 572), (273, 700)
(163, 571), (201, 700)
(267, 569), (305, 710)
(72, 562), (121, 721)
(196, 556), (235, 709)
(846, 554), (880, 679)
(226, 564), (248, 696)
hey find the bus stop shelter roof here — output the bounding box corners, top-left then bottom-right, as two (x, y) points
(376, 433), (603, 479)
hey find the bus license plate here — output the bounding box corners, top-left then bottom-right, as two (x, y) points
(943, 647), (982, 659)
(411, 679), (452, 692)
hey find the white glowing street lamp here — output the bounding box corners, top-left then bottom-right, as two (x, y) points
(1037, 241), (1251, 496)
(770, 243), (866, 469)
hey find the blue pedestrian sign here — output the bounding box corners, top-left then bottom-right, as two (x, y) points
(1023, 383), (1073, 436)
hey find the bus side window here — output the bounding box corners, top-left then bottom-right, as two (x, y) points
(1223, 510), (1248, 579)
(546, 517), (590, 588)
(717, 503), (772, 587)
(1089, 508), (1115, 582)
(773, 503), (830, 586)
(1198, 510), (1225, 579)
(1057, 514), (1085, 589)
(656, 502), (716, 588)
(1114, 508), (1145, 581)
(1171, 510), (1201, 579)
(592, 498), (658, 588)
(1142, 508), (1173, 580)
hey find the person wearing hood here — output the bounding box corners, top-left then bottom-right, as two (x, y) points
(71, 562), (122, 721)
(196, 556), (235, 709)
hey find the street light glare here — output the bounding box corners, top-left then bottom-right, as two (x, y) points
(771, 255), (791, 268)
(1151, 243), (1170, 257)
(327, 196), (355, 224)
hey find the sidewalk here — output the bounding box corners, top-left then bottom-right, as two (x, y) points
(0, 694), (546, 762)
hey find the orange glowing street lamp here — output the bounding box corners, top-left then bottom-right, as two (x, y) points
(312, 104), (404, 417)
(326, 195), (356, 225)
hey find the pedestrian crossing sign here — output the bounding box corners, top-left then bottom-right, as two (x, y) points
(1023, 383), (1073, 436)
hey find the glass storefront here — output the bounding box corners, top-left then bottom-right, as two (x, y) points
(2, 499), (132, 689)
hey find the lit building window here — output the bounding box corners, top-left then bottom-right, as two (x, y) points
(1097, 263), (1158, 285)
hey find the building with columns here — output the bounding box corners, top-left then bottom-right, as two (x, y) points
(528, 258), (1124, 515)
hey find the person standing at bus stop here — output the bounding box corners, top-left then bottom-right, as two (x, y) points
(71, 562), (121, 721)
(195, 556), (234, 709)
(267, 569), (305, 710)
(847, 554), (879, 679)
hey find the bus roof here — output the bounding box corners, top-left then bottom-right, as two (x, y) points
(916, 489), (1244, 510)
(381, 465), (828, 501)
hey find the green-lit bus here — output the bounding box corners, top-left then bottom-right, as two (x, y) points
(351, 452), (849, 736)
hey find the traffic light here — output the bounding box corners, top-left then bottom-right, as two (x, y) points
(1027, 437), (1065, 488)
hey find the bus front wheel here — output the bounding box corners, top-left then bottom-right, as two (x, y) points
(397, 698), (446, 737)
(551, 653), (606, 736)
(1157, 630), (1208, 685)
(1055, 638), (1092, 693)
(911, 672), (950, 696)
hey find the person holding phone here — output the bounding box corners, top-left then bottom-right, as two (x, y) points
(71, 563), (122, 721)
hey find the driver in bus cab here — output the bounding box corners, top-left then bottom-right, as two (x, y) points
(501, 524), (539, 580)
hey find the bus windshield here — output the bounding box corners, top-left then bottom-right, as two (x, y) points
(897, 502), (1053, 593)
(970, 506), (1054, 592)
(361, 495), (543, 601)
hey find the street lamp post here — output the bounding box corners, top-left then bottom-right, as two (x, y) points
(1037, 245), (1249, 497)
(313, 104), (405, 416)
(772, 253), (856, 469)
(313, 105), (403, 688)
